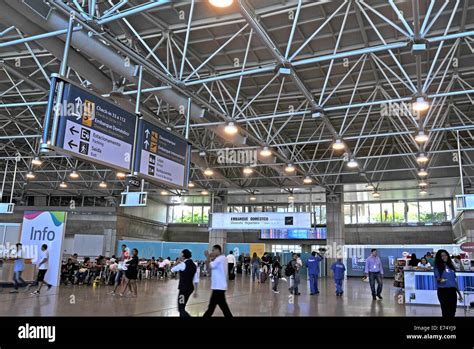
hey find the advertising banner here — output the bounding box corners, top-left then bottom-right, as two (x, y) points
(134, 119), (191, 188)
(211, 212), (311, 230)
(55, 82), (137, 171)
(20, 211), (67, 286)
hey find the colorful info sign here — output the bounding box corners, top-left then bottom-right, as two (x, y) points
(55, 82), (137, 171)
(134, 119), (190, 188)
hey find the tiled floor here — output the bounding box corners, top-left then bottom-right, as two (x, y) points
(0, 275), (471, 316)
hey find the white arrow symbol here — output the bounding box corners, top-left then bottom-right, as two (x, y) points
(74, 96), (83, 120)
(144, 129), (150, 138)
(144, 140), (150, 149)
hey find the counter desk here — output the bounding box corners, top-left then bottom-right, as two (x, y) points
(404, 269), (474, 306)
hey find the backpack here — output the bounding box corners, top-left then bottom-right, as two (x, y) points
(285, 262), (295, 277)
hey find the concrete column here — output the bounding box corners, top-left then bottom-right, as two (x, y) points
(209, 194), (227, 251)
(325, 189), (345, 276)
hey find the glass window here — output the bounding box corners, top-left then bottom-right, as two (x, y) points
(407, 202), (418, 223)
(393, 202), (406, 223)
(180, 205), (193, 223)
(344, 204), (352, 224)
(202, 206), (210, 223)
(357, 203), (369, 223)
(320, 205), (327, 224)
(350, 204), (357, 224)
(369, 203), (381, 223)
(381, 203), (394, 223)
(431, 201), (446, 222)
(419, 201), (432, 222)
(445, 200), (453, 221)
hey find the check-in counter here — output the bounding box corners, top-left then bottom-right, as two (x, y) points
(404, 269), (474, 306)
(0, 259), (36, 285)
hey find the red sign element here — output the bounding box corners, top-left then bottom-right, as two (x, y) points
(460, 242), (474, 252)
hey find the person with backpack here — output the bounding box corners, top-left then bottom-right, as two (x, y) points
(271, 256), (282, 293)
(331, 258), (346, 296)
(287, 253), (302, 295)
(306, 251), (323, 295)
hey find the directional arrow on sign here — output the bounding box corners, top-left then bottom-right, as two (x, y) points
(144, 129), (150, 138)
(74, 97), (83, 120)
(69, 125), (79, 135)
(144, 139), (150, 149)
(68, 140), (78, 149)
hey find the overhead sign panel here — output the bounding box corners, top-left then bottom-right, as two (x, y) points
(211, 212), (311, 230)
(134, 119), (190, 188)
(55, 82), (137, 171)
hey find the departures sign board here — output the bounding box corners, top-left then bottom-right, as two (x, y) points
(134, 119), (191, 189)
(55, 82), (137, 172)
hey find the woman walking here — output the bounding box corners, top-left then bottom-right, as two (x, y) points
(434, 249), (463, 317)
(250, 252), (261, 283)
(120, 248), (139, 297)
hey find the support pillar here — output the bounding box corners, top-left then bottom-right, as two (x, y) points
(325, 188), (345, 276)
(209, 194), (227, 251)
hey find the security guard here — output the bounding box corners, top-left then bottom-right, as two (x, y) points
(306, 251), (323, 295)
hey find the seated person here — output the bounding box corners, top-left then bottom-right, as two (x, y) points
(74, 257), (91, 285)
(416, 257), (432, 270)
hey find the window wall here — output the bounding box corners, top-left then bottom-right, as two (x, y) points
(344, 199), (454, 224)
(168, 205), (210, 223)
(168, 199), (453, 225)
(270, 244), (302, 253)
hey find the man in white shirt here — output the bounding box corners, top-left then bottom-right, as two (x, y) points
(31, 244), (52, 295)
(203, 245), (233, 317)
(226, 250), (236, 281)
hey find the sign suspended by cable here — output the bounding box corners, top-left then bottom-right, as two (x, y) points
(42, 75), (138, 172)
(134, 119), (191, 189)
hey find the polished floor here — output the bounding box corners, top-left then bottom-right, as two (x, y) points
(0, 275), (471, 316)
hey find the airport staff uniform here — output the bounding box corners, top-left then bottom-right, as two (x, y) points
(331, 261), (346, 296)
(306, 254), (323, 294)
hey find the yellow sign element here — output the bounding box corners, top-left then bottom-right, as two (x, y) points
(250, 243), (265, 258)
(82, 99), (95, 127)
(150, 141), (157, 154)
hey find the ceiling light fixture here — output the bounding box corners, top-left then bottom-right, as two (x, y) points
(347, 157), (359, 168)
(372, 191), (380, 198)
(116, 172), (126, 179)
(243, 166), (253, 175)
(303, 176), (313, 184)
(288, 194), (295, 201)
(69, 170), (79, 179)
(188, 181), (195, 188)
(99, 181), (107, 188)
(419, 188), (428, 195)
(31, 156), (42, 166)
(416, 152), (429, 164)
(366, 183), (375, 191)
(415, 130), (429, 143)
(201, 190), (209, 195)
(417, 168), (428, 177)
(224, 121), (238, 135)
(413, 96), (430, 112)
(59, 181), (67, 188)
(209, 0), (233, 8)
(203, 168), (214, 176)
(250, 195), (257, 201)
(285, 163), (296, 173)
(332, 138), (345, 151)
(260, 146), (272, 157)
(26, 171), (35, 179)
(160, 190), (168, 195)
(419, 180), (428, 187)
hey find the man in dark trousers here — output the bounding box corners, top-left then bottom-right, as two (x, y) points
(171, 249), (197, 317)
(203, 245), (233, 317)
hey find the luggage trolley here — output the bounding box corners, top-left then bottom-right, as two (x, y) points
(463, 286), (474, 315)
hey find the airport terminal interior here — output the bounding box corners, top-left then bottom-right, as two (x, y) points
(0, 0), (474, 318)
